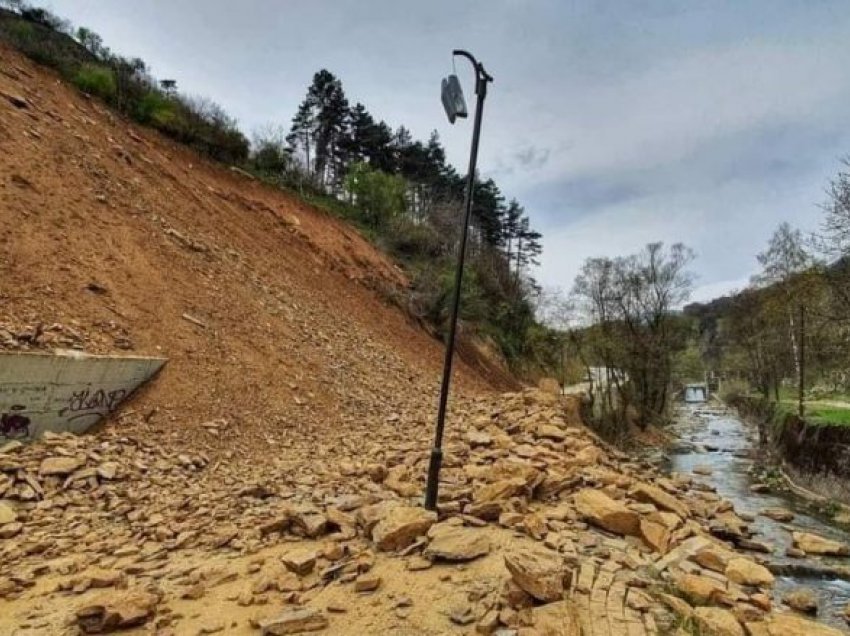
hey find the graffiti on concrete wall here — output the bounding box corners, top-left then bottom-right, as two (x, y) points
(0, 351), (166, 442)
(59, 387), (128, 422)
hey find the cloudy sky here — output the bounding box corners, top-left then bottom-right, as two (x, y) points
(46, 0), (850, 302)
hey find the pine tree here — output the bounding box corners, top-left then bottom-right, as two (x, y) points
(305, 70), (349, 188)
(471, 178), (506, 249)
(287, 99), (315, 175)
(344, 103), (395, 172)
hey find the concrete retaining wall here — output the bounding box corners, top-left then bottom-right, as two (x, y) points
(0, 350), (166, 441)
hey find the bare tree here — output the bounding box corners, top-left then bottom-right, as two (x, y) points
(572, 243), (694, 429)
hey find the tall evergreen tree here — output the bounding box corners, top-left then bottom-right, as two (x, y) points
(471, 178), (506, 249)
(287, 99), (315, 175)
(305, 70), (349, 187)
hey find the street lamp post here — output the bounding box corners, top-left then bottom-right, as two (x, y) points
(424, 50), (493, 511)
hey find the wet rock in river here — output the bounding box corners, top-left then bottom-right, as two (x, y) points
(783, 588), (818, 615)
(792, 531), (850, 556)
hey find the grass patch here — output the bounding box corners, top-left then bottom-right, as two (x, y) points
(72, 63), (116, 100)
(807, 406), (850, 426)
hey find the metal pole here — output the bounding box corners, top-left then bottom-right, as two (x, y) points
(798, 304), (805, 418)
(425, 51), (492, 511)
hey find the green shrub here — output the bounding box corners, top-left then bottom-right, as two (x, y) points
(73, 64), (116, 101)
(134, 90), (174, 126)
(7, 20), (35, 41)
(387, 217), (443, 259)
(719, 378), (749, 403)
(344, 162), (406, 228)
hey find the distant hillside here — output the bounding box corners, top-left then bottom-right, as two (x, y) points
(0, 6), (97, 71)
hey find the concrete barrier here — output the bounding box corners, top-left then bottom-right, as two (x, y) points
(0, 350), (166, 441)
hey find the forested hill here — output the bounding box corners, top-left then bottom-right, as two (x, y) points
(0, 1), (558, 373)
(683, 229), (850, 400)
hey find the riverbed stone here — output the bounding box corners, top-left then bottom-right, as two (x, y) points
(760, 508), (794, 522)
(694, 547), (733, 573)
(639, 518), (670, 553)
(783, 588), (818, 615)
(791, 531), (850, 556)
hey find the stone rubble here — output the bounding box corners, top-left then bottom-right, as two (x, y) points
(1, 390), (848, 634)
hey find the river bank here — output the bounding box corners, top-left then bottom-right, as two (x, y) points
(728, 396), (850, 493)
(645, 401), (850, 630)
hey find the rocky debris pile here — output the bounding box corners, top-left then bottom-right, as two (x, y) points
(0, 318), (133, 353)
(1, 390), (848, 635)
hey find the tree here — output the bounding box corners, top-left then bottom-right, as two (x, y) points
(251, 124), (292, 177)
(571, 243), (694, 429)
(471, 178), (506, 250)
(76, 27), (105, 57)
(287, 98), (315, 177)
(752, 223), (816, 414)
(307, 70), (349, 188)
(0, 1), (25, 13)
(344, 162), (406, 228)
(823, 158), (850, 256)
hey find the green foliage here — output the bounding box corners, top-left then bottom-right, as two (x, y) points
(72, 63), (116, 100)
(134, 90), (174, 126)
(1, 2), (553, 376)
(386, 217), (443, 259)
(0, 4), (249, 164)
(345, 162), (407, 228)
(719, 378), (749, 403)
(571, 243), (695, 427)
(803, 406), (850, 427)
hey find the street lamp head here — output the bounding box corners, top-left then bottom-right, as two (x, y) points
(441, 74), (467, 124)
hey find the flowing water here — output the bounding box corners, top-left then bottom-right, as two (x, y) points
(661, 402), (850, 630)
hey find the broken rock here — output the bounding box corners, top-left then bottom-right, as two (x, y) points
(40, 456), (85, 476)
(792, 531), (850, 556)
(424, 522), (491, 562)
(694, 607), (745, 636)
(504, 546), (569, 602)
(725, 557), (774, 588)
(371, 505), (437, 551)
(281, 548), (317, 576)
(260, 609), (329, 635)
(574, 489), (640, 536)
(76, 590), (158, 633)
(783, 588), (818, 615)
(631, 482), (689, 518)
(0, 501), (17, 525)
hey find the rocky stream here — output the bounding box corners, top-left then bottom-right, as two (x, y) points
(661, 402), (850, 630)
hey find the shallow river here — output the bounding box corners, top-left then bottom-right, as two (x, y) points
(663, 402), (850, 630)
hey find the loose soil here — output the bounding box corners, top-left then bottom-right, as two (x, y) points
(1, 44), (848, 636)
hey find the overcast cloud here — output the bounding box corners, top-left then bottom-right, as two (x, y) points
(44, 0), (850, 302)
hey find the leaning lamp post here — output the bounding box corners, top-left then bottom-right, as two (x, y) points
(425, 50), (493, 510)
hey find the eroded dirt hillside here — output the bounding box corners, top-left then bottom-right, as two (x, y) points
(0, 44), (508, 458)
(2, 43), (847, 636)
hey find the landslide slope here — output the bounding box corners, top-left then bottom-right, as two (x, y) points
(0, 44), (500, 455)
